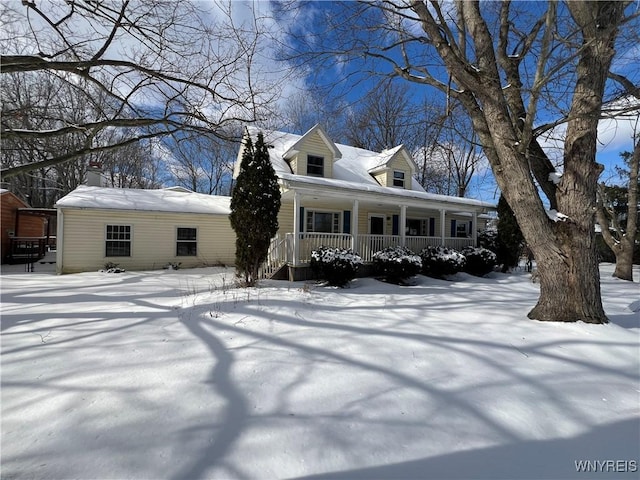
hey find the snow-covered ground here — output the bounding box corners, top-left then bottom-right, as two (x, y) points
(1, 264), (638, 479)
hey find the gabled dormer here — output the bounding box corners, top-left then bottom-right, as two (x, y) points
(282, 124), (342, 179)
(368, 145), (417, 190)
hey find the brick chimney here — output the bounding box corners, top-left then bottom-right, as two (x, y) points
(86, 161), (104, 187)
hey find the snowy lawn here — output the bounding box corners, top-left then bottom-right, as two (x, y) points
(1, 264), (639, 479)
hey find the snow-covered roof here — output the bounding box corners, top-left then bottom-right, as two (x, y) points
(246, 127), (495, 210)
(282, 124), (342, 160)
(0, 188), (9, 194)
(55, 186), (231, 215)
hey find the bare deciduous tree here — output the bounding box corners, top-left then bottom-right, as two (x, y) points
(282, 1), (640, 322)
(166, 132), (237, 195)
(1, 0), (280, 181)
(596, 137), (639, 281)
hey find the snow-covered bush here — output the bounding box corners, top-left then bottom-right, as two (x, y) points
(372, 246), (422, 283)
(100, 262), (125, 273)
(477, 229), (498, 252)
(460, 246), (497, 276)
(420, 246), (466, 278)
(310, 246), (363, 287)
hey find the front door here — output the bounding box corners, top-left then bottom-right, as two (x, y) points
(369, 215), (385, 235)
(369, 215), (386, 252)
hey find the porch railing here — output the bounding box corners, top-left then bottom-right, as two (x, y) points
(260, 233), (476, 276)
(259, 233), (290, 278)
(294, 232), (353, 264)
(355, 235), (401, 263)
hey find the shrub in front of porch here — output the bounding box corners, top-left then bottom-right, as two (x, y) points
(310, 246), (363, 287)
(372, 246), (422, 284)
(461, 246), (497, 277)
(419, 246), (466, 278)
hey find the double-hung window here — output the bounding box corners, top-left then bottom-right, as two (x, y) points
(393, 170), (406, 188)
(307, 155), (324, 177)
(406, 219), (424, 237)
(176, 227), (197, 256)
(306, 210), (341, 233)
(105, 225), (131, 257)
(456, 222), (468, 238)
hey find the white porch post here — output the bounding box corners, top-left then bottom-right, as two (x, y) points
(440, 209), (446, 246)
(293, 191), (301, 266)
(400, 205), (407, 246)
(351, 199), (359, 251)
(472, 211), (478, 247)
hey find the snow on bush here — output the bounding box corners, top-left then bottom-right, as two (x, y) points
(372, 246), (422, 283)
(310, 246), (363, 287)
(100, 262), (125, 273)
(460, 246), (497, 277)
(420, 246), (466, 278)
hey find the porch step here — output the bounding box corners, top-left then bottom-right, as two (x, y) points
(268, 263), (290, 280)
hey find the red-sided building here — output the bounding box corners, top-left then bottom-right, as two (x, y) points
(1, 189), (55, 263)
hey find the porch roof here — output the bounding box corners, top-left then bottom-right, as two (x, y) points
(280, 174), (495, 212)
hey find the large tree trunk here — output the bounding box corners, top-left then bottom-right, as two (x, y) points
(615, 140), (639, 281)
(406, 0), (625, 322)
(613, 246), (634, 281)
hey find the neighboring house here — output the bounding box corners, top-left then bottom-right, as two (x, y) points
(55, 186), (235, 274)
(235, 125), (496, 280)
(1, 189), (54, 264)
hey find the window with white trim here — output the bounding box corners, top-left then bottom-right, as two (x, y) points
(105, 225), (131, 257)
(393, 170), (405, 188)
(456, 222), (469, 238)
(307, 155), (324, 177)
(305, 210), (341, 233)
(406, 218), (426, 236)
(176, 227), (197, 256)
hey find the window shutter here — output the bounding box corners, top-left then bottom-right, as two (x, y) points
(429, 217), (435, 237)
(450, 219), (457, 237)
(299, 207), (305, 232)
(392, 215), (399, 236)
(343, 211), (351, 234)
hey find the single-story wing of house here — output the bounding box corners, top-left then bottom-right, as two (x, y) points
(55, 186), (234, 274)
(236, 124), (496, 280)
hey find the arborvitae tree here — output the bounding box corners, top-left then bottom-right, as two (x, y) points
(229, 132), (281, 286)
(496, 195), (525, 273)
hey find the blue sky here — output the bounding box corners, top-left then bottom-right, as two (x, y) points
(267, 0), (639, 195)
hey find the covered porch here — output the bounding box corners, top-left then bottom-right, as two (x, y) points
(263, 181), (494, 278)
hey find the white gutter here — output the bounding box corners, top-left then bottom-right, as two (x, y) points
(281, 178), (494, 212)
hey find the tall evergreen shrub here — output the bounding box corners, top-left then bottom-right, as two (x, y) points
(229, 132), (281, 286)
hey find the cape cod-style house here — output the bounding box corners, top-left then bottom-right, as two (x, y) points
(236, 125), (495, 280)
(52, 125), (494, 277)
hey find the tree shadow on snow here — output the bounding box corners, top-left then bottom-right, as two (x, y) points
(291, 417), (640, 480)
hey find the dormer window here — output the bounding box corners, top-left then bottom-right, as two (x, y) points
(393, 170), (405, 188)
(307, 155), (324, 177)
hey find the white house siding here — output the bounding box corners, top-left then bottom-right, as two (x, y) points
(58, 208), (235, 273)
